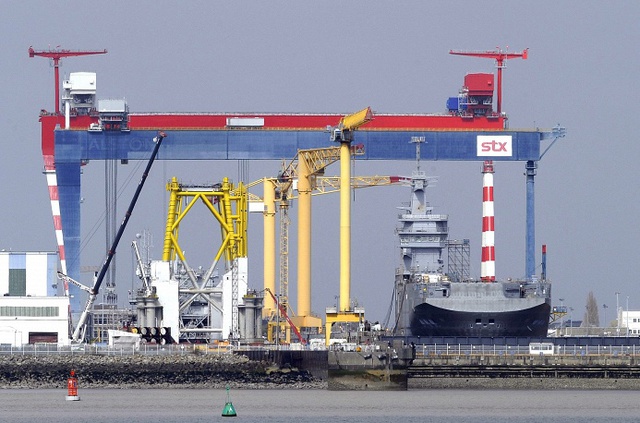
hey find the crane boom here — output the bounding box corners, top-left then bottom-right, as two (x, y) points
(132, 240), (152, 297)
(57, 271), (91, 294)
(69, 131), (166, 342)
(265, 288), (305, 344)
(338, 107), (373, 131)
(449, 48), (528, 62)
(332, 107), (373, 142)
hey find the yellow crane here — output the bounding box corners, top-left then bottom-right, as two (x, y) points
(247, 148), (405, 344)
(244, 107), (375, 344)
(244, 144), (365, 342)
(326, 107), (373, 344)
(278, 108), (372, 332)
(258, 174), (404, 343)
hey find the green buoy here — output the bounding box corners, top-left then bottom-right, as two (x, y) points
(222, 386), (237, 417)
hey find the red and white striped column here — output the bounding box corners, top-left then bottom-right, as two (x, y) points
(44, 154), (73, 329)
(481, 160), (495, 282)
(44, 155), (68, 288)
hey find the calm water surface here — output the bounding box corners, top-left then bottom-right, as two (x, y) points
(1, 388), (639, 423)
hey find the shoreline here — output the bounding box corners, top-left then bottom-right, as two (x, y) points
(4, 353), (640, 390)
(0, 353), (325, 390)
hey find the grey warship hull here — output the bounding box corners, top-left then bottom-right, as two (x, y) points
(393, 156), (551, 338)
(397, 277), (552, 337)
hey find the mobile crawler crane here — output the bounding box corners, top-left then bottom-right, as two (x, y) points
(59, 131), (167, 343)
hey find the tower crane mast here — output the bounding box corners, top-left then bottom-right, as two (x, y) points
(28, 46), (107, 114)
(449, 47), (528, 114)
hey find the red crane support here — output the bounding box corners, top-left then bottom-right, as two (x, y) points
(265, 288), (306, 345)
(28, 46), (107, 114)
(449, 47), (528, 115)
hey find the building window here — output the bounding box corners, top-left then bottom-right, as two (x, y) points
(0, 306), (60, 317)
(8, 269), (26, 296)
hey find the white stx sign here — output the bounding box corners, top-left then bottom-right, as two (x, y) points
(476, 135), (513, 157)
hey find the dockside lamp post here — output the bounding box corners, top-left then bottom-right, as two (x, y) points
(616, 292), (620, 335)
(627, 296), (630, 336)
(559, 298), (565, 336)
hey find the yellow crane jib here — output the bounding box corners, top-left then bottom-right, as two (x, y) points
(330, 107), (373, 143)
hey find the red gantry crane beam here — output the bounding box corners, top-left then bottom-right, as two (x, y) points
(449, 47), (528, 114)
(28, 46), (107, 114)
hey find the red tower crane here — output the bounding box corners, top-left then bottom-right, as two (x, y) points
(449, 47), (528, 115)
(28, 46), (107, 114)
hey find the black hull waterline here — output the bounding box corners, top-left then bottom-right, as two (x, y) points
(409, 302), (552, 337)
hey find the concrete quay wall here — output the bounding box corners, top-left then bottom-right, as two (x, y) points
(408, 354), (640, 390)
(327, 350), (640, 390)
(409, 377), (640, 390)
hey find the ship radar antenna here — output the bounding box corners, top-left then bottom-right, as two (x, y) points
(410, 137), (425, 172)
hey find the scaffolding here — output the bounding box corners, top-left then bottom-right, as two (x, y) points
(447, 239), (471, 282)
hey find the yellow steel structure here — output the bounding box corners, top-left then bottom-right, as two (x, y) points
(313, 175), (404, 193)
(327, 107), (373, 344)
(163, 176), (248, 339)
(243, 107), (374, 343)
(325, 307), (366, 346)
(261, 178), (277, 318)
(278, 195), (290, 315)
(163, 176), (247, 264)
(338, 107), (373, 133)
(283, 145), (370, 331)
(244, 145), (367, 331)
(248, 172), (403, 343)
(255, 108), (373, 343)
(331, 107), (373, 313)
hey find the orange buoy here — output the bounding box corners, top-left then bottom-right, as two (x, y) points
(65, 370), (80, 401)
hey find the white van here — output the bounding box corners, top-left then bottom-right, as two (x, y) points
(529, 342), (555, 355)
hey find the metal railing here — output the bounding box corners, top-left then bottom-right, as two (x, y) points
(2, 342), (639, 358)
(0, 343), (235, 356)
(414, 343), (640, 357)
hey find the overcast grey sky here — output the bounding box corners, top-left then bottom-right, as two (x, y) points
(1, 1), (639, 325)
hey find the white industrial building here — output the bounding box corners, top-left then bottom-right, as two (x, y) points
(0, 251), (70, 346)
(618, 310), (640, 336)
